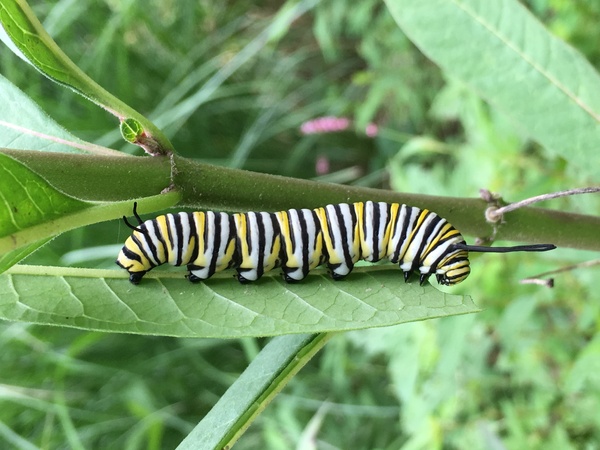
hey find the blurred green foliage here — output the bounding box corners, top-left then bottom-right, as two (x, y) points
(1, 0), (599, 448)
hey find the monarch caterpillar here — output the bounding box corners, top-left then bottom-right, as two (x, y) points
(116, 202), (555, 286)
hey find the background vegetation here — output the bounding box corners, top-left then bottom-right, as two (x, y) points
(1, 0), (599, 448)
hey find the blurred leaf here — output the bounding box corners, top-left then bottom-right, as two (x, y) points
(0, 237), (52, 273)
(0, 150), (90, 269)
(0, 74), (119, 155)
(178, 334), (331, 450)
(386, 0), (600, 177)
(564, 332), (600, 393)
(0, 265), (479, 338)
(0, 0), (174, 154)
(0, 152), (89, 252)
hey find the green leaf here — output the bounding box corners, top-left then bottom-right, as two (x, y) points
(120, 118), (145, 144)
(0, 152), (180, 268)
(0, 0), (174, 155)
(0, 237), (52, 273)
(385, 0), (600, 176)
(0, 265), (479, 337)
(0, 152), (89, 245)
(177, 334), (332, 450)
(0, 150), (90, 268)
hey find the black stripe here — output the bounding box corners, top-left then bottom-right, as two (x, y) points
(381, 202), (392, 260)
(371, 202), (381, 261)
(413, 213), (443, 267)
(444, 257), (470, 280)
(429, 247), (466, 275)
(311, 209), (326, 264)
(207, 212), (222, 276)
(326, 205), (338, 249)
(334, 204), (354, 269)
(392, 205), (412, 263)
(154, 219), (169, 264)
(188, 212), (200, 264)
(132, 232), (156, 268)
(435, 231), (463, 248)
(287, 210), (297, 255)
(245, 212), (254, 257)
(267, 212), (281, 267)
(348, 205), (358, 261)
(296, 210), (310, 277)
(173, 213), (185, 266)
(255, 212), (266, 278)
(231, 214), (242, 268)
(145, 221), (161, 265)
(277, 211), (289, 271)
(122, 246), (142, 263)
(166, 215), (175, 264)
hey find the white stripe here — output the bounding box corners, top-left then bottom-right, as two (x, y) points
(388, 205), (415, 263)
(190, 212), (211, 279)
(217, 212), (231, 263)
(401, 212), (436, 269)
(326, 203), (355, 277)
(260, 212), (275, 258)
(376, 202), (389, 260)
(164, 214), (178, 265)
(242, 212), (260, 280)
(288, 209), (303, 265)
(140, 219), (161, 266)
(363, 201), (375, 260)
(301, 209), (319, 268)
(178, 212), (192, 264)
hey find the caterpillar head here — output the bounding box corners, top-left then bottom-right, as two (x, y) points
(116, 203), (152, 284)
(417, 239), (471, 286)
(116, 237), (149, 285)
(434, 254), (471, 286)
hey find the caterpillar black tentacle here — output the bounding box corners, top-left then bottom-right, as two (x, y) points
(116, 201), (556, 286)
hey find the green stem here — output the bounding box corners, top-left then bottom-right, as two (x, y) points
(173, 156), (600, 250)
(4, 149), (599, 251)
(1, 149), (171, 201)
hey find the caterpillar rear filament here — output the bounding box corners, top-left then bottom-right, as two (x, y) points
(116, 201), (555, 286)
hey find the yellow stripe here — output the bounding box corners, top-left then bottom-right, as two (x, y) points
(192, 212), (207, 266)
(154, 215), (171, 263)
(235, 213), (254, 269)
(311, 216), (325, 269)
(218, 238), (237, 271)
(315, 207), (340, 264)
(422, 221), (452, 255)
(384, 203), (399, 258)
(276, 211), (297, 266)
(265, 234), (281, 270)
(399, 208), (429, 261)
(132, 234), (152, 267)
(354, 202), (368, 259)
(351, 203), (361, 262)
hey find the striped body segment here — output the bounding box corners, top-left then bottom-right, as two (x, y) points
(116, 201), (471, 286)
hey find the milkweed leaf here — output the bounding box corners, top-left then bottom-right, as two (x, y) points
(385, 0), (600, 176)
(0, 265), (479, 338)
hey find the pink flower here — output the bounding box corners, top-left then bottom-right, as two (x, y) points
(300, 116), (351, 134)
(300, 116), (379, 138)
(315, 155), (330, 175)
(365, 123), (378, 137)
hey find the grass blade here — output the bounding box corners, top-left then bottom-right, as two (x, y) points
(176, 334), (332, 450)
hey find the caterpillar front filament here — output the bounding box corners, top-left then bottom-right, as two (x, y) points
(116, 201), (555, 286)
